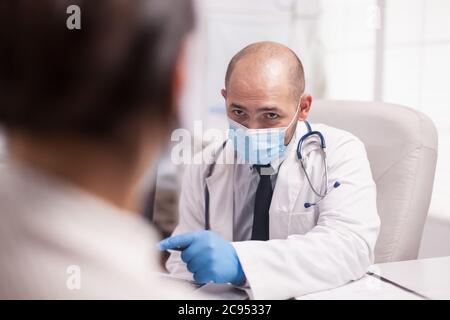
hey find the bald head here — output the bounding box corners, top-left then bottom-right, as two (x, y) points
(225, 41), (305, 102)
(222, 41), (312, 134)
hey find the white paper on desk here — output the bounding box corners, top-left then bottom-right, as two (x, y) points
(156, 272), (248, 299)
(195, 283), (248, 300)
(296, 275), (423, 300)
(156, 272), (200, 290)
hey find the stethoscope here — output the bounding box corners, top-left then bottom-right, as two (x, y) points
(203, 121), (340, 230)
(297, 121), (341, 208)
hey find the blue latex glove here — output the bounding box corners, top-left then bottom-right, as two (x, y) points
(158, 230), (245, 285)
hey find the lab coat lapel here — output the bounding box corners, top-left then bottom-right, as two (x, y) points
(204, 142), (235, 241)
(271, 122), (310, 214)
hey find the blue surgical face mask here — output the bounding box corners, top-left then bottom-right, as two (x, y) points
(228, 102), (300, 165)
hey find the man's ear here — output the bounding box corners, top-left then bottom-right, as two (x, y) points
(221, 88), (227, 99)
(298, 94), (312, 121)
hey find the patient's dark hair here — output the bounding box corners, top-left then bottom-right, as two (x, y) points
(0, 0), (194, 138)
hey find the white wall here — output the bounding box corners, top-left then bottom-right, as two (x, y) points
(382, 0), (450, 224)
(181, 0), (325, 132)
(319, 0), (378, 100)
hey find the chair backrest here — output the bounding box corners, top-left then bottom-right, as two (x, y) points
(309, 100), (438, 263)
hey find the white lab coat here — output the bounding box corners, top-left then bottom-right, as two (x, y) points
(167, 122), (380, 300)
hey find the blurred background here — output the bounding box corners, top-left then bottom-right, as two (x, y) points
(157, 0), (450, 259)
(1, 0), (448, 259)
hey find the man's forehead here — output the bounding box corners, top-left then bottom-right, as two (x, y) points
(225, 42), (305, 102)
(227, 82), (285, 102)
(229, 57), (289, 84)
(227, 73), (291, 101)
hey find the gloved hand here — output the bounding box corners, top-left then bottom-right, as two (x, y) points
(158, 230), (245, 285)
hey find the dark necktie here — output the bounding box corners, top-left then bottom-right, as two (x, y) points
(251, 164), (273, 240)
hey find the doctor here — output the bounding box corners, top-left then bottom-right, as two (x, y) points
(159, 41), (380, 299)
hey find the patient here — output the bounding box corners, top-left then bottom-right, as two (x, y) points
(0, 0), (197, 299)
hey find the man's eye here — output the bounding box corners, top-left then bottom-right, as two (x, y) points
(266, 112), (279, 119)
(233, 110), (245, 116)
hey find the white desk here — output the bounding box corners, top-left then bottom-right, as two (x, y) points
(372, 256), (450, 300)
(298, 256), (450, 300)
(162, 256), (450, 299)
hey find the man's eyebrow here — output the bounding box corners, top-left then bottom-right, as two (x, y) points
(230, 103), (247, 110)
(229, 103), (280, 112)
(257, 106), (280, 112)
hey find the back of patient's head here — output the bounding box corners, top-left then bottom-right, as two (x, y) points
(0, 0), (194, 140)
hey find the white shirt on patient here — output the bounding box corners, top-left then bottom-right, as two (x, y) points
(0, 162), (200, 299)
